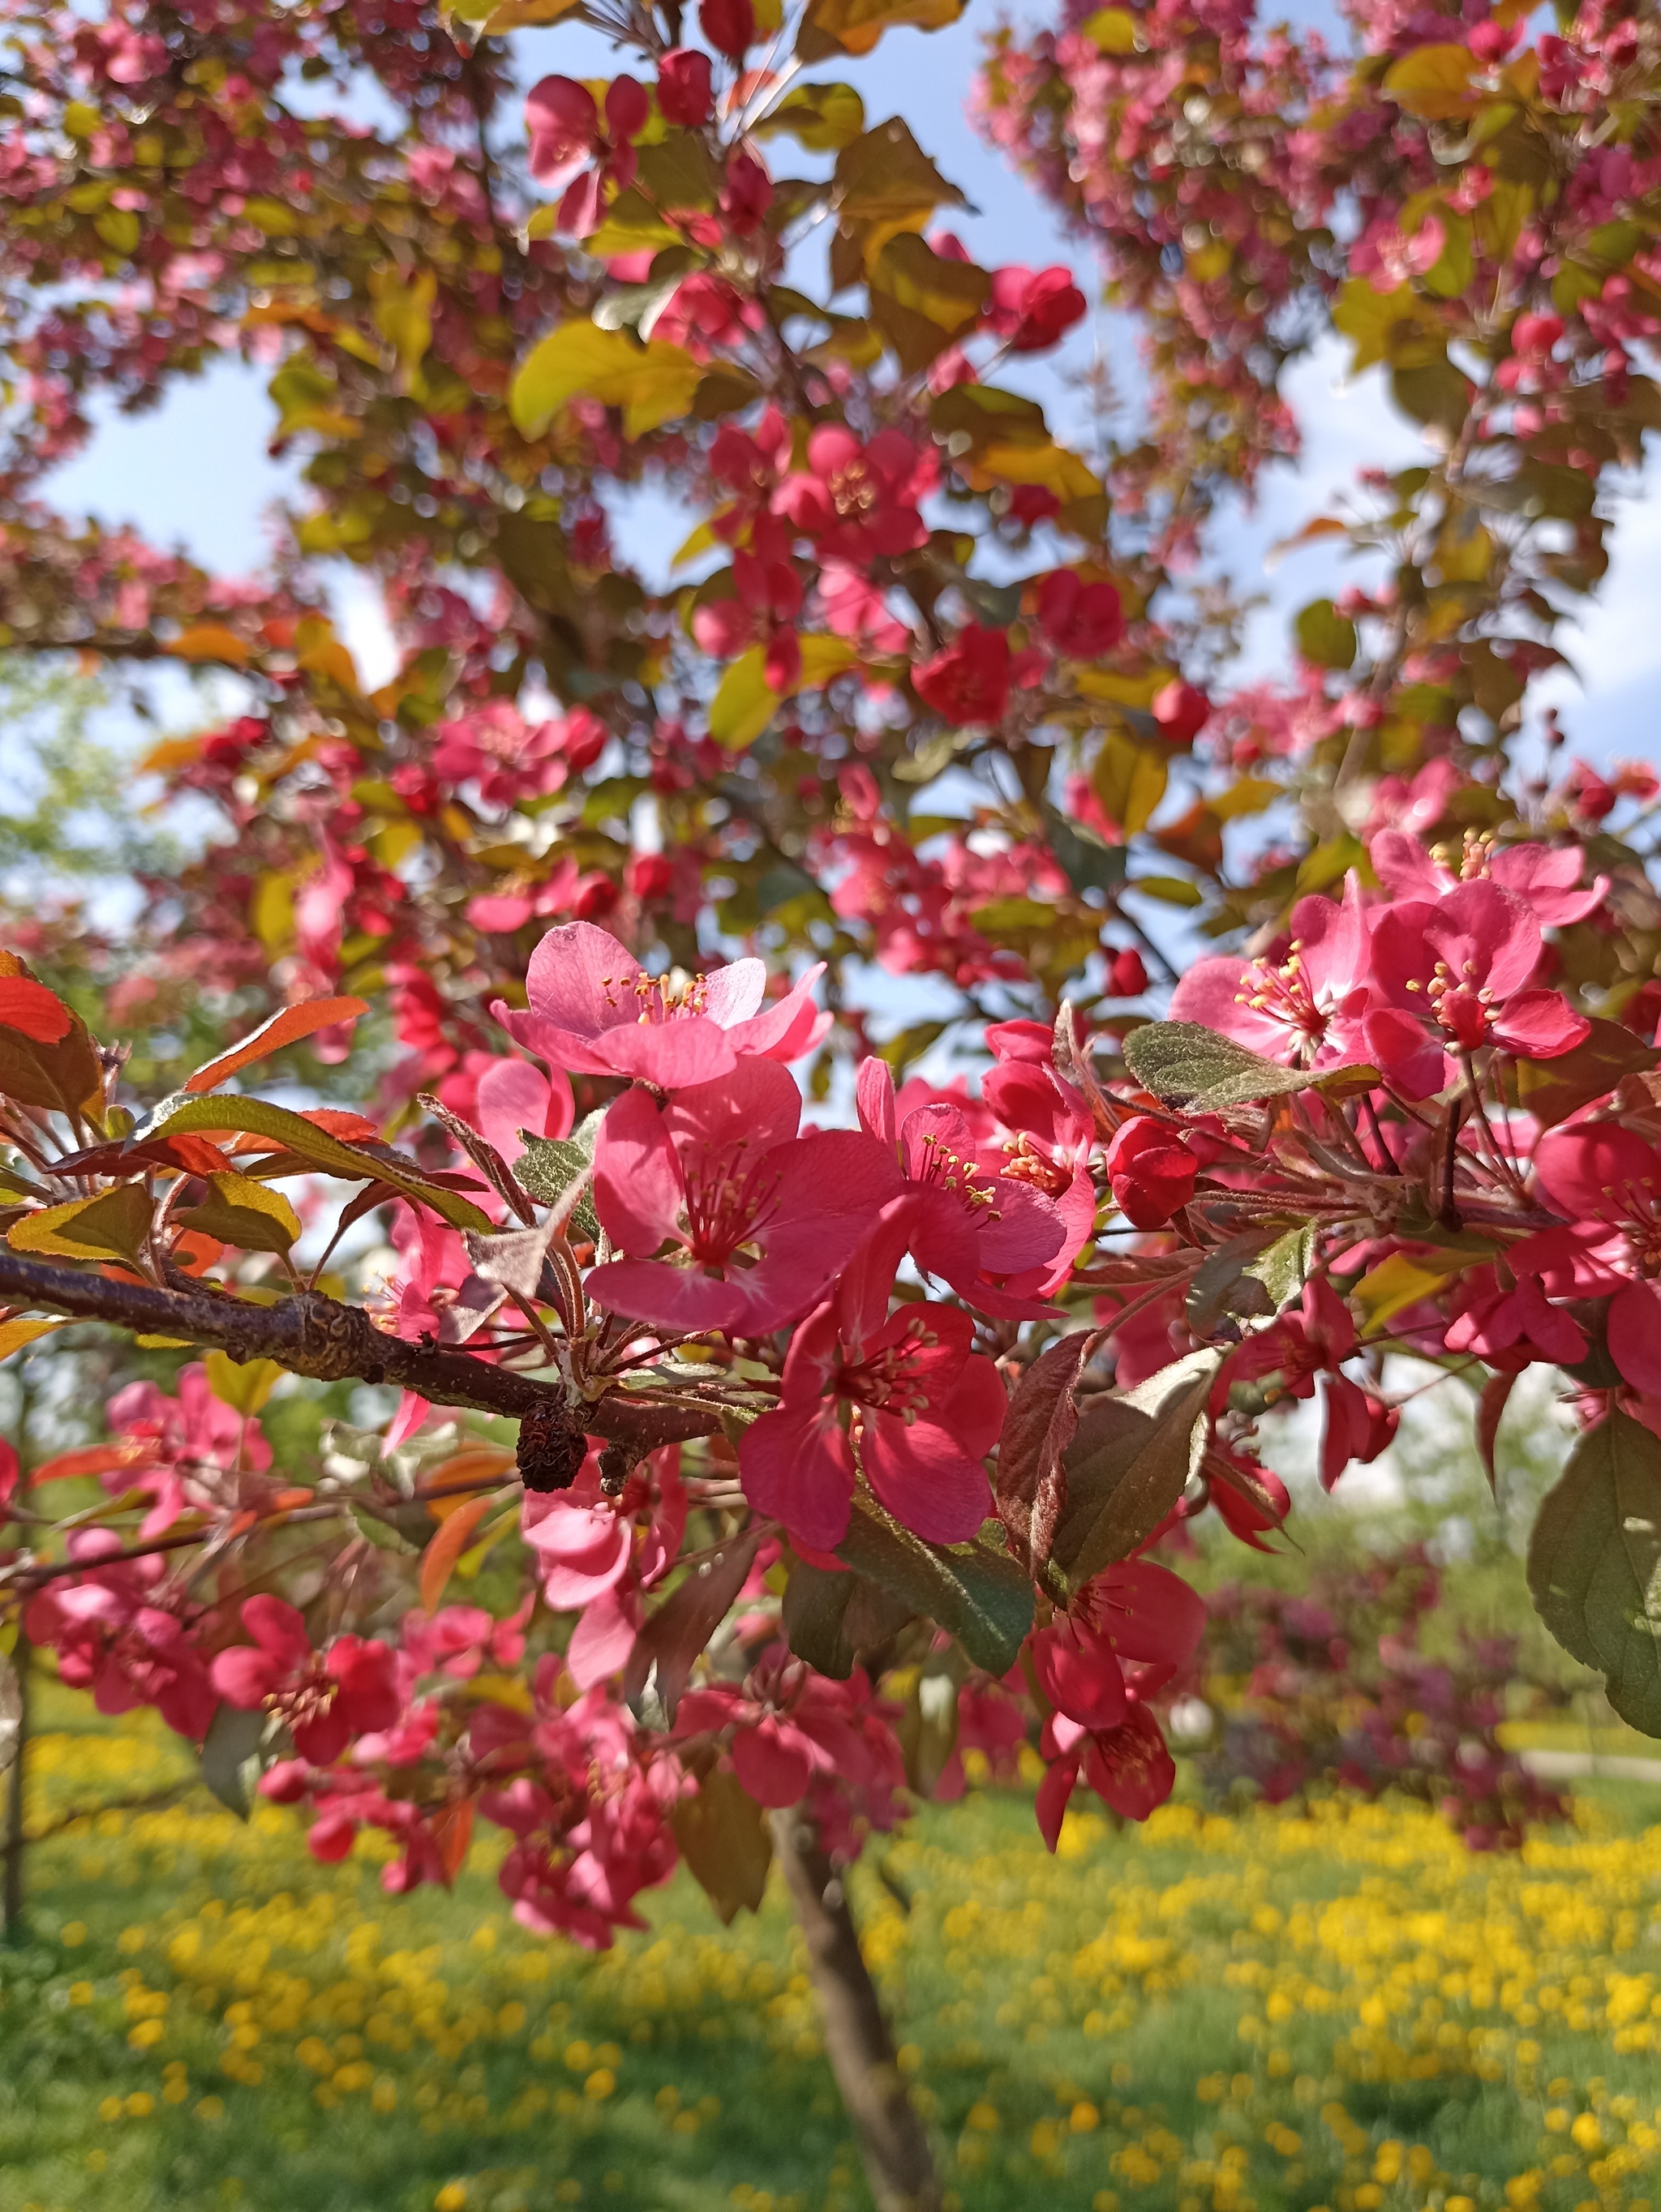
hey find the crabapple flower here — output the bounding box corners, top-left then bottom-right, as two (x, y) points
(1371, 881), (1589, 1065)
(856, 1057), (1067, 1316)
(1534, 1121), (1661, 1394)
(773, 427), (929, 564)
(493, 920), (829, 1087)
(1369, 828), (1607, 928)
(210, 1597), (399, 1765)
(1036, 1706), (1177, 1840)
(1171, 879), (1385, 1072)
(914, 624), (1011, 727)
(739, 1287), (1005, 1551)
(525, 75), (647, 237)
(1036, 569), (1124, 658)
(589, 1059), (903, 1335)
(656, 47), (712, 124)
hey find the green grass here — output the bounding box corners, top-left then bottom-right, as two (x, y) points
(7, 1704), (1661, 2212)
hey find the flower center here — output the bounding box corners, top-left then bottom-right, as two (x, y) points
(600, 968), (710, 1023)
(1404, 959), (1493, 1050)
(1234, 939), (1329, 1052)
(680, 1140), (780, 1263)
(1001, 1130), (1070, 1196)
(827, 460), (878, 518)
(913, 1130), (1002, 1219)
(840, 1318), (938, 1425)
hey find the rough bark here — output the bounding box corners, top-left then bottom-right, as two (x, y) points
(0, 1251), (716, 1467)
(770, 1808), (942, 2212)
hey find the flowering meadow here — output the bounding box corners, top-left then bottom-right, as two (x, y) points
(5, 1696), (1661, 2212)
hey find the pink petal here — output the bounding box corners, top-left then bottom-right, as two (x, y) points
(1609, 1280), (1661, 1395)
(242, 1593), (314, 1669)
(523, 920), (638, 1037)
(476, 1057), (574, 1161)
(595, 1020), (738, 1087)
(210, 1648), (281, 1709)
(861, 1413), (991, 1545)
(731, 1720), (814, 1808)
(586, 1257), (749, 1335)
(698, 957), (768, 1027)
(1489, 989), (1590, 1060)
(594, 1086), (685, 1257)
(739, 1401), (855, 1551)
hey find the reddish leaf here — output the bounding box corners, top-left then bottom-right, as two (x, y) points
(624, 1527), (762, 1719)
(995, 1327), (1100, 1579)
(431, 1798), (476, 1885)
(30, 1440), (152, 1487)
(1477, 1370), (1517, 1496)
(0, 977), (72, 1044)
(419, 1492), (500, 1611)
(183, 997), (370, 1095)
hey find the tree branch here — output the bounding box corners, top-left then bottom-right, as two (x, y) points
(0, 1254), (718, 1469)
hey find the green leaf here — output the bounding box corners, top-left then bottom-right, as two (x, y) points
(1382, 41), (1479, 119)
(350, 1501), (424, 1554)
(1092, 728), (1168, 835)
(1040, 801), (1128, 898)
(1294, 598), (1358, 671)
(834, 119), (967, 227)
(509, 321), (702, 442)
(708, 647), (780, 751)
(753, 81), (866, 150)
(200, 1700), (268, 1820)
(835, 1498), (1032, 1676)
(1122, 1021), (1313, 1111)
(1131, 875), (1204, 907)
(1517, 1018), (1657, 1130)
(144, 1096), (491, 1232)
(1050, 1349), (1221, 1592)
(1527, 1412), (1661, 1737)
(671, 1768), (771, 1924)
(176, 1171), (302, 1255)
(1185, 1224), (1314, 1336)
(515, 1109), (603, 1243)
(204, 1351), (285, 1416)
(7, 1184), (154, 1265)
(780, 1556), (914, 1678)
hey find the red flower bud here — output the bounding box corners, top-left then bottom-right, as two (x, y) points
(1105, 1116), (1196, 1228)
(1106, 946), (1148, 998)
(700, 0), (754, 57)
(1152, 679), (1211, 748)
(658, 47), (714, 125)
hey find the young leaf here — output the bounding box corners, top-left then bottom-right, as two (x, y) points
(7, 1184), (155, 1266)
(420, 1493), (500, 1612)
(1516, 1018), (1658, 1131)
(144, 1095), (491, 1232)
(1050, 1349), (1221, 1593)
(182, 997), (369, 1095)
(780, 1554), (914, 1678)
(204, 1351), (285, 1416)
(509, 322), (701, 442)
(1527, 1411), (1661, 1736)
(672, 1768), (772, 1923)
(200, 1700), (268, 1820)
(176, 1172), (303, 1255)
(835, 1498), (1033, 1676)
(1122, 1022), (1314, 1111)
(0, 975), (72, 1044)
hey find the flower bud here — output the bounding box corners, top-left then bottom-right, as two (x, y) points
(1105, 1115), (1196, 1228)
(700, 0), (754, 58)
(658, 47), (714, 125)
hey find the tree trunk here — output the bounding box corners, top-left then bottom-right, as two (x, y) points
(2, 1631), (30, 1941)
(770, 1808), (942, 2212)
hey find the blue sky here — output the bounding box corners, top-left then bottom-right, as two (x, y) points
(36, 3), (1661, 765)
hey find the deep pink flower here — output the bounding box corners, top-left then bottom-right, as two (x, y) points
(525, 75), (647, 237)
(1371, 881), (1589, 1062)
(914, 624), (1011, 727)
(588, 1059), (903, 1335)
(739, 1290), (1005, 1551)
(981, 1057), (1097, 1292)
(1036, 569), (1123, 658)
(1369, 828), (1607, 928)
(493, 921), (829, 1087)
(104, 1363), (274, 1539)
(210, 1597), (399, 1766)
(772, 427), (929, 564)
(985, 264), (1086, 351)
(25, 1540), (216, 1741)
(1534, 1122), (1661, 1394)
(1170, 880), (1379, 1073)
(1152, 680), (1211, 745)
(856, 1058), (1067, 1318)
(522, 1494), (633, 1608)
(657, 47), (713, 124)
(1036, 1705), (1178, 1842)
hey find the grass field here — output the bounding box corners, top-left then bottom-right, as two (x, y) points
(6, 1704), (1661, 2212)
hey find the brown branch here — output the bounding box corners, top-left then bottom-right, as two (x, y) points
(0, 1252), (719, 1463)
